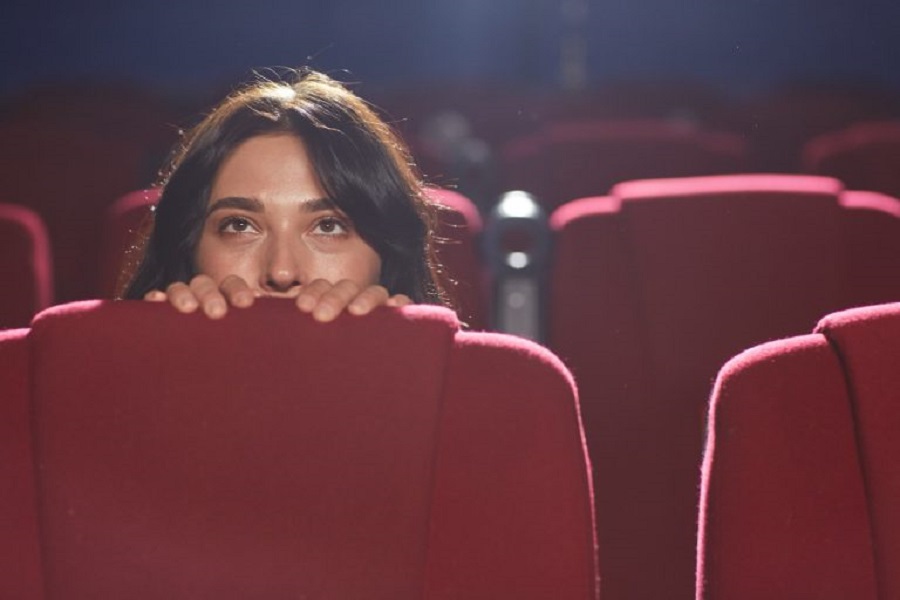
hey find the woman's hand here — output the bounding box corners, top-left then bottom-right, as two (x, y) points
(143, 274), (412, 321)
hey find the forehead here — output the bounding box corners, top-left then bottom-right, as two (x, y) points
(210, 133), (323, 200)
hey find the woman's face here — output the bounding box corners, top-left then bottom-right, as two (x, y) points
(195, 133), (382, 296)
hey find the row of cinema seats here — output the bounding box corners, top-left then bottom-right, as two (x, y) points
(7, 172), (900, 598)
(5, 108), (900, 328)
(0, 87), (178, 304)
(2, 84), (899, 306)
(497, 116), (900, 214)
(388, 80), (900, 213)
(376, 80), (900, 175)
(548, 174), (900, 598)
(439, 173), (900, 599)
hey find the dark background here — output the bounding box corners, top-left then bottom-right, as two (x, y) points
(3, 0), (899, 304)
(3, 1), (898, 98)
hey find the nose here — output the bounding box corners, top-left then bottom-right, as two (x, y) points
(261, 233), (303, 295)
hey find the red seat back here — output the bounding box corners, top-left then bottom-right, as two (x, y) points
(839, 189), (900, 308)
(817, 304), (900, 598)
(2, 300), (596, 599)
(98, 189), (159, 298)
(803, 120), (900, 199)
(426, 187), (487, 329)
(699, 301), (900, 598)
(0, 204), (53, 328)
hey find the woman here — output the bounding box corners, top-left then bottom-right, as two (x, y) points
(122, 68), (448, 321)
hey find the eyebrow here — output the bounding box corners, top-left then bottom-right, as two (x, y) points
(206, 196), (337, 216)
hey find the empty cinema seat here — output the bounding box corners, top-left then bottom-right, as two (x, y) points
(697, 301), (900, 598)
(0, 204), (53, 328)
(98, 188), (160, 298)
(0, 300), (596, 599)
(716, 84), (900, 173)
(0, 118), (149, 302)
(803, 120), (900, 199)
(839, 190), (900, 308)
(501, 118), (748, 211)
(548, 174), (900, 599)
(425, 187), (488, 330)
(100, 187), (489, 328)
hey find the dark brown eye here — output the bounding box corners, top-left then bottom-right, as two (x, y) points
(314, 217), (348, 235)
(219, 217), (255, 233)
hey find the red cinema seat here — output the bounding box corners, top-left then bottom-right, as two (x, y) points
(100, 187), (489, 328)
(0, 204), (53, 328)
(426, 187), (488, 330)
(0, 82), (178, 302)
(839, 190), (900, 308)
(0, 118), (148, 302)
(548, 174), (900, 599)
(803, 120), (900, 199)
(717, 84), (899, 172)
(98, 188), (160, 298)
(697, 301), (900, 598)
(501, 119), (748, 211)
(0, 328), (43, 600)
(0, 300), (596, 599)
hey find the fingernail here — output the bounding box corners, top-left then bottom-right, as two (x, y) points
(180, 298), (198, 311)
(297, 296), (316, 312)
(207, 300), (225, 318)
(348, 301), (366, 315)
(314, 305), (335, 321)
(234, 291), (253, 307)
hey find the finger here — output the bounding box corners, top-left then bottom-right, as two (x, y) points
(312, 279), (362, 322)
(165, 281), (199, 313)
(295, 279), (334, 313)
(348, 285), (390, 315)
(144, 290), (167, 302)
(220, 275), (255, 308)
(385, 294), (412, 307)
(189, 275), (227, 319)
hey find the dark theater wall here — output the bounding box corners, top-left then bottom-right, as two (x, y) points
(2, 1), (899, 96)
(583, 1), (900, 92)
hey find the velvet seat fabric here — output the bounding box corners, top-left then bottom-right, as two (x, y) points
(1, 300), (595, 599)
(0, 204), (53, 328)
(0, 328), (44, 600)
(698, 301), (900, 598)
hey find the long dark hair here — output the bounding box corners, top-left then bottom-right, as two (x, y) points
(122, 69), (446, 305)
